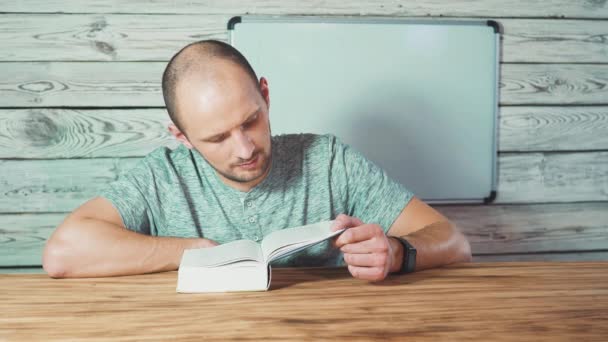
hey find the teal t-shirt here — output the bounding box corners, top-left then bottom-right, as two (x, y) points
(98, 134), (414, 267)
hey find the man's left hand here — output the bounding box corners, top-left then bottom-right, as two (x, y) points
(331, 214), (400, 282)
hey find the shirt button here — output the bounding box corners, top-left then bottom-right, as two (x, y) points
(247, 201), (254, 208)
(253, 235), (260, 242)
(248, 216), (257, 223)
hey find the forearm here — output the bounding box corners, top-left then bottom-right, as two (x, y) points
(388, 221), (472, 273)
(43, 218), (214, 278)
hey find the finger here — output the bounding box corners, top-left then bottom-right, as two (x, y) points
(339, 237), (389, 254)
(335, 224), (384, 248)
(202, 239), (219, 247)
(331, 214), (349, 231)
(330, 235), (340, 249)
(331, 214), (364, 231)
(347, 265), (387, 282)
(343, 252), (388, 268)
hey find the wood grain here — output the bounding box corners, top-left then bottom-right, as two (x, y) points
(0, 157), (139, 213)
(1, 106), (606, 159)
(2, 15), (608, 63)
(501, 19), (608, 63)
(2, 202), (607, 266)
(475, 252), (608, 262)
(1, 263), (607, 341)
(498, 106), (608, 152)
(2, 63), (607, 106)
(2, 0), (608, 273)
(0, 14), (227, 61)
(0, 109), (179, 159)
(0, 62), (165, 107)
(0, 267), (44, 274)
(436, 202), (608, 254)
(1, 151), (606, 214)
(500, 64), (608, 105)
(0, 213), (64, 266)
(495, 151), (608, 203)
(2, 0), (608, 18)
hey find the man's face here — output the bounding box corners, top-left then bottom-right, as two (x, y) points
(170, 60), (272, 190)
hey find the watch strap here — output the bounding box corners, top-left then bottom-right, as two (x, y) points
(394, 236), (417, 274)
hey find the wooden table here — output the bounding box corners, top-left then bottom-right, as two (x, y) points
(1, 262), (607, 341)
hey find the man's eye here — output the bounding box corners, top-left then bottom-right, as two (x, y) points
(244, 115), (258, 127)
(209, 134), (227, 143)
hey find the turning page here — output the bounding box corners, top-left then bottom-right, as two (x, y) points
(181, 239), (263, 268)
(261, 220), (345, 262)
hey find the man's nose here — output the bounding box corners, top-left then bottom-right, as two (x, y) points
(233, 129), (255, 160)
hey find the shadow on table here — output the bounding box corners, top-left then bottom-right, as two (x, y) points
(268, 266), (437, 291)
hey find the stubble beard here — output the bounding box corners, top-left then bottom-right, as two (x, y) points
(212, 148), (272, 184)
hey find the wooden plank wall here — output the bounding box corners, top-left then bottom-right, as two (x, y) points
(1, 1), (607, 271)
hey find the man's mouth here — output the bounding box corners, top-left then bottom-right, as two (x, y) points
(236, 154), (259, 169)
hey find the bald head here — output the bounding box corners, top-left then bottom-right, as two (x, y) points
(161, 40), (260, 133)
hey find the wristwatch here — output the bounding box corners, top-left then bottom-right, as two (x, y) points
(393, 236), (417, 274)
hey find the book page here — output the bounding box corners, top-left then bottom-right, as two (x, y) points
(177, 262), (269, 293)
(260, 220), (345, 262)
(180, 239), (264, 268)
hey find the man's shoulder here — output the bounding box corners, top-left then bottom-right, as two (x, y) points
(272, 133), (339, 156)
(143, 143), (190, 164)
(129, 143), (191, 177)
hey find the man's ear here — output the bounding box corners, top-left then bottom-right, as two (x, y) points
(168, 123), (193, 149)
(259, 77), (270, 109)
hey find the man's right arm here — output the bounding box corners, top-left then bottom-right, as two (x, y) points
(43, 196), (217, 278)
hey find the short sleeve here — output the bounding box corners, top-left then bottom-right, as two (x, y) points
(97, 161), (153, 235)
(329, 135), (415, 234)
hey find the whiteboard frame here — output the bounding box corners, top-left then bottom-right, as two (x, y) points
(229, 15), (501, 204)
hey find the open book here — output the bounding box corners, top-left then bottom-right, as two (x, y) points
(177, 220), (345, 293)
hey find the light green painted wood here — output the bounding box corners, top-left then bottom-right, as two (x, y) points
(1, 152), (608, 214)
(1, 202), (607, 266)
(502, 19), (608, 63)
(498, 107), (608, 152)
(0, 62), (165, 107)
(1, 0), (607, 267)
(1, 15), (607, 63)
(495, 152), (608, 203)
(0, 14), (228, 61)
(2, 106), (606, 159)
(0, 109), (179, 159)
(0, 267), (45, 274)
(1, 63), (608, 107)
(1, 0), (607, 18)
(0, 213), (63, 266)
(500, 64), (608, 105)
(0, 158), (139, 213)
(437, 202), (608, 254)
(475, 252), (608, 262)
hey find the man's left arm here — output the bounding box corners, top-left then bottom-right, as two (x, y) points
(332, 196), (472, 282)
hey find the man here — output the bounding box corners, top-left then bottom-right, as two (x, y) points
(43, 40), (472, 281)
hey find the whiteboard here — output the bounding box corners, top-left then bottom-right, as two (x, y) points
(229, 16), (500, 204)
